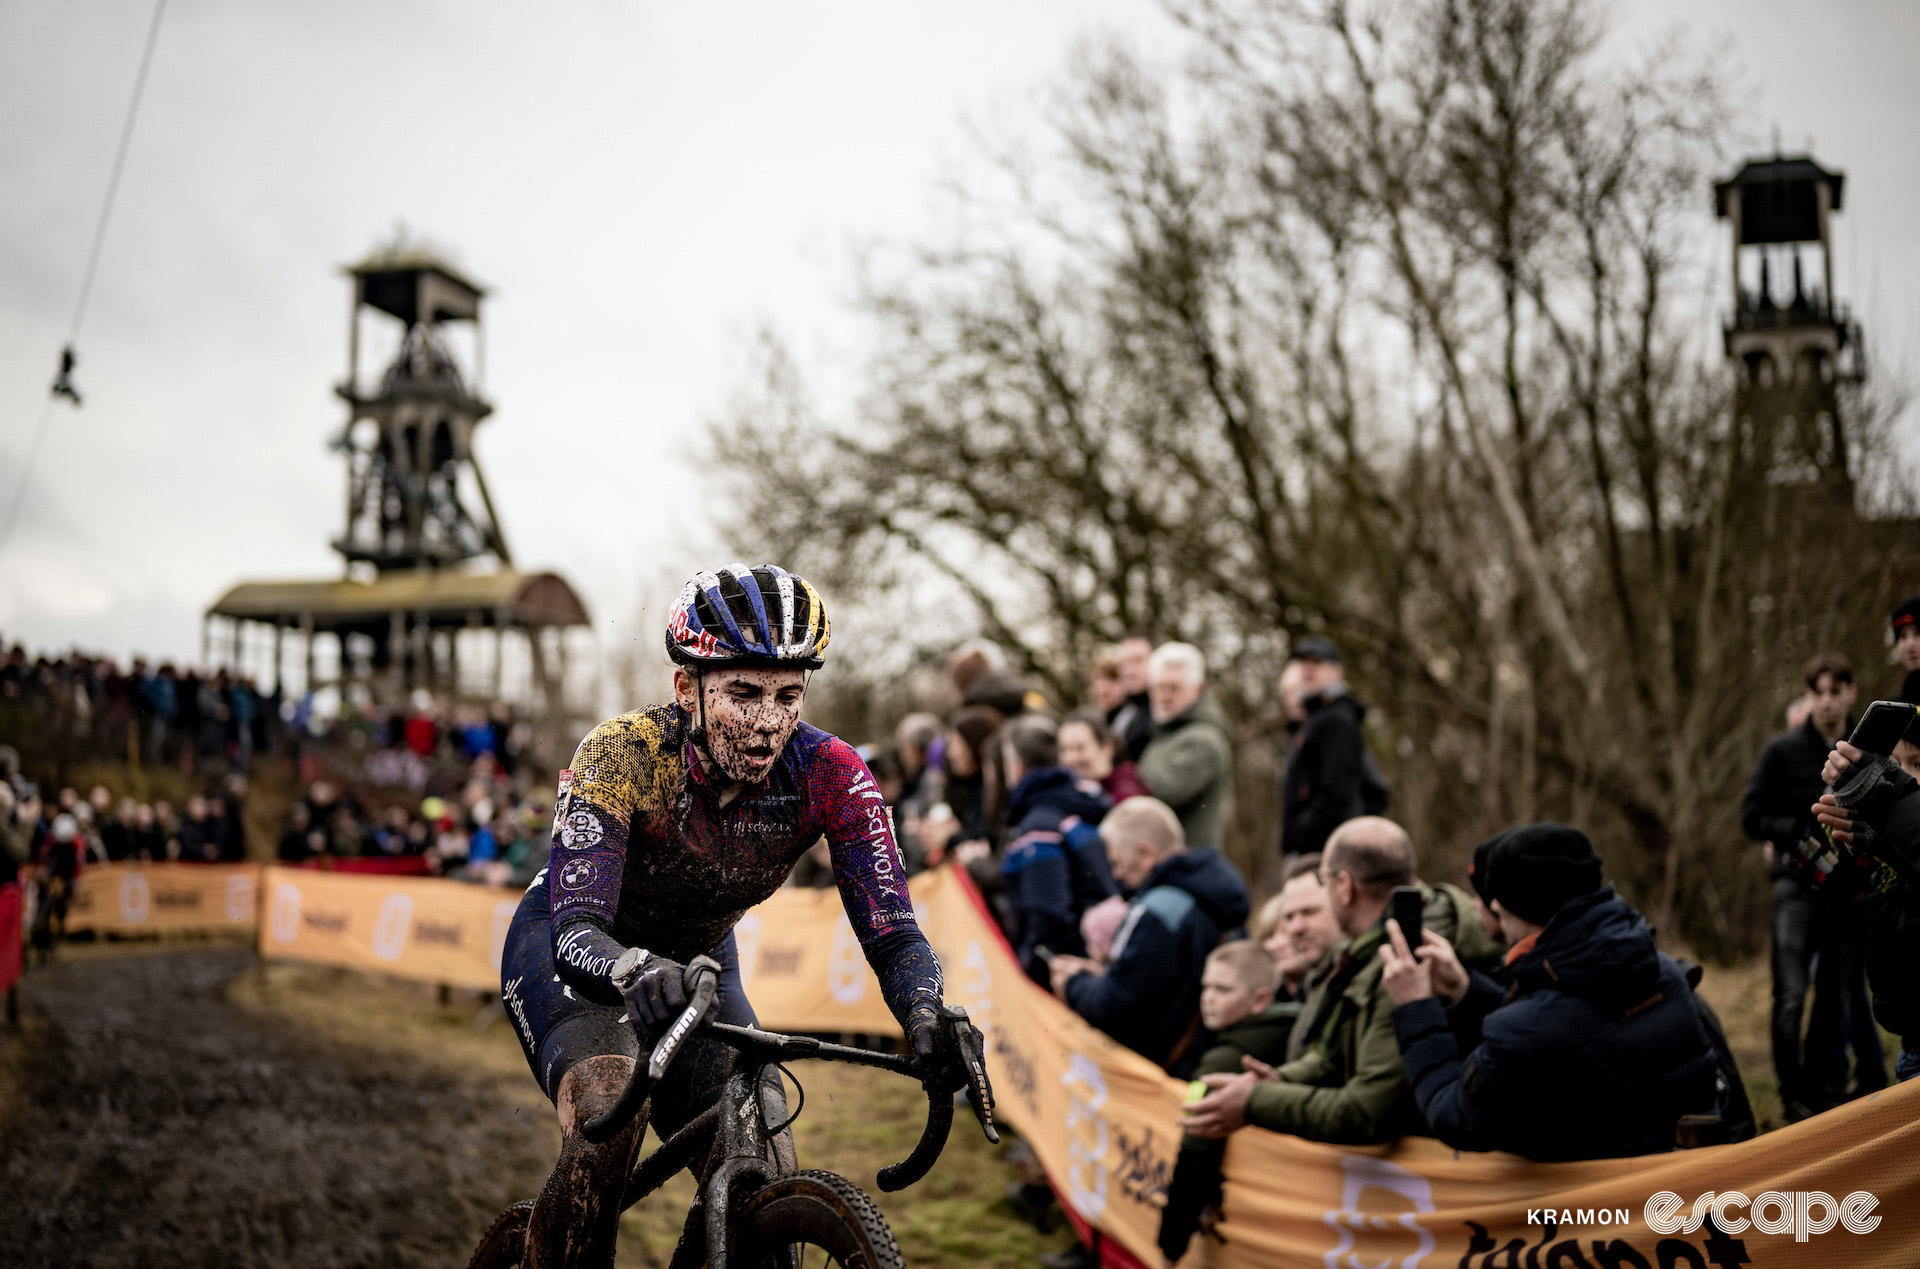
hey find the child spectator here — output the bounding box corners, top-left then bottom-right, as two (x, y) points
(1160, 940), (1295, 1263)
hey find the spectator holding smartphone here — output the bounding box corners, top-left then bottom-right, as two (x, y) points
(1814, 730), (1920, 1081)
(1180, 817), (1496, 1146)
(1379, 824), (1719, 1160)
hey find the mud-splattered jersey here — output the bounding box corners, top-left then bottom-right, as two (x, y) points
(540, 703), (941, 1023)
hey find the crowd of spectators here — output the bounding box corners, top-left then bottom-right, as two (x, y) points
(274, 757), (551, 888)
(0, 632), (556, 958)
(823, 633), (1751, 1269)
(0, 643), (282, 773)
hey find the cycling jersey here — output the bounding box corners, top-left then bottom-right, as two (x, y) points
(535, 702), (941, 1025)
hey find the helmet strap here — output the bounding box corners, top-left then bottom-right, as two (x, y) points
(688, 666), (712, 760)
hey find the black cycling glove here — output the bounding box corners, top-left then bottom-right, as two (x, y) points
(615, 951), (689, 1033)
(907, 1005), (988, 1098)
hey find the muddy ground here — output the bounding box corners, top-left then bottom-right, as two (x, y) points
(0, 945), (1060, 1268)
(0, 946), (554, 1267)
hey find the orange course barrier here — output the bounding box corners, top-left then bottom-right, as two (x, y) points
(260, 865), (519, 992)
(64, 862), (259, 935)
(251, 864), (1920, 1266)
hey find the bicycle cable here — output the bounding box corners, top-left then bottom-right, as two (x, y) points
(764, 1061), (805, 1138)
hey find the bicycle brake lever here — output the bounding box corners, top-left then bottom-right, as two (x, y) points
(648, 955), (721, 1082)
(940, 1004), (999, 1144)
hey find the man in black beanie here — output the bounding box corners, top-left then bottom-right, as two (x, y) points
(1377, 823), (1720, 1161)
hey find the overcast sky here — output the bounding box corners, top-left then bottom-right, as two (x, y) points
(3, 0), (1916, 672)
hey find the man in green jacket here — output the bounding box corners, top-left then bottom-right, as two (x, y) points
(1182, 816), (1501, 1145)
(1136, 642), (1234, 851)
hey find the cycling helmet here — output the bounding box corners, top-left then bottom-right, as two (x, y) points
(665, 563), (830, 671)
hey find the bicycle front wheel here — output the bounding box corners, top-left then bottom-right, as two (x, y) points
(729, 1169), (904, 1269)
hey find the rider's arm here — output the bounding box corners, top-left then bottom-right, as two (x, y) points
(814, 738), (944, 1024)
(545, 719), (645, 1006)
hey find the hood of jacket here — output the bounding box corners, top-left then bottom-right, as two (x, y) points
(1007, 766), (1112, 827)
(1156, 690), (1233, 739)
(1506, 886), (1663, 1008)
(1140, 847), (1250, 932)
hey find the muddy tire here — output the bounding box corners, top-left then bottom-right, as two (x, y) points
(467, 1200), (533, 1268)
(728, 1169), (903, 1269)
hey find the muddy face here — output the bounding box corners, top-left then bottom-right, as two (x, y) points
(676, 666), (807, 784)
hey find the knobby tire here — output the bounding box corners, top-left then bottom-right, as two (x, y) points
(466, 1200), (533, 1269)
(729, 1169), (903, 1269)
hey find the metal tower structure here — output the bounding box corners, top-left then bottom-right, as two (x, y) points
(1714, 154), (1864, 489)
(333, 241), (513, 571)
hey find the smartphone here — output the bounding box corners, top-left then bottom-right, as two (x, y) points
(1389, 885), (1424, 949)
(1847, 700), (1920, 757)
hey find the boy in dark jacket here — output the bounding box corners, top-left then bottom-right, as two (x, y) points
(1051, 797), (1250, 1076)
(1383, 824), (1719, 1161)
(998, 716), (1117, 983)
(1159, 940), (1296, 1263)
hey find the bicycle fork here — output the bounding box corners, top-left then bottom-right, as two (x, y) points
(690, 1063), (787, 1269)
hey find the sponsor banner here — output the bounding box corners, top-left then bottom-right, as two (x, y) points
(730, 885), (900, 1036)
(912, 866), (1179, 1265)
(259, 866), (519, 992)
(1213, 1113), (1919, 1268)
(249, 862), (1920, 1266)
(65, 862), (260, 935)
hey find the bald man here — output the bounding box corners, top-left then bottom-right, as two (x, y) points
(1182, 816), (1498, 1144)
(1050, 797), (1250, 1076)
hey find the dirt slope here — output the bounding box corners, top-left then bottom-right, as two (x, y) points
(0, 947), (551, 1267)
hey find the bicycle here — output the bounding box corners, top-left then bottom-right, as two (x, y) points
(468, 954), (999, 1269)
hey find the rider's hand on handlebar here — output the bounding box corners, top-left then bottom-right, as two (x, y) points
(617, 952), (691, 1032)
(906, 1006), (982, 1096)
(906, 1007), (944, 1075)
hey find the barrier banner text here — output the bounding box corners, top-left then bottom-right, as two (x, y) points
(65, 862), (259, 936)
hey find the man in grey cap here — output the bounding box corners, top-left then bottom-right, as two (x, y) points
(1279, 636), (1386, 858)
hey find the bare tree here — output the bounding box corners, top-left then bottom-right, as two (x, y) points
(713, 0), (1912, 956)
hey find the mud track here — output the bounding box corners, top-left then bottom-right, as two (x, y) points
(0, 948), (551, 1267)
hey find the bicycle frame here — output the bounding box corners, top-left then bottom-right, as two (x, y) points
(618, 1024), (924, 1269)
(575, 955), (993, 1269)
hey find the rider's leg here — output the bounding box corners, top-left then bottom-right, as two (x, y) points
(524, 1053), (648, 1269)
(500, 878), (646, 1268)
